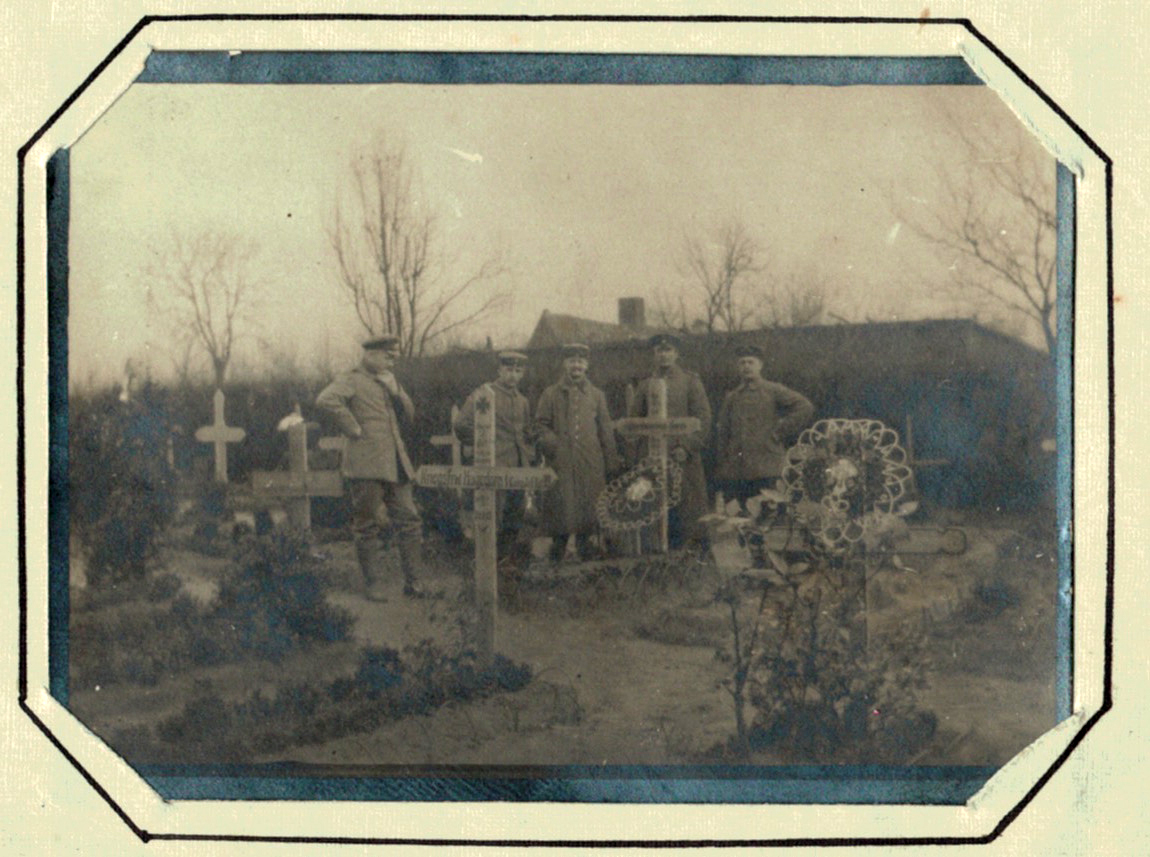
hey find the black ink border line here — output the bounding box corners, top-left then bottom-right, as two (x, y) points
(15, 12), (1115, 848)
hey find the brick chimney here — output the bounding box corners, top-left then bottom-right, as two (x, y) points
(618, 297), (646, 329)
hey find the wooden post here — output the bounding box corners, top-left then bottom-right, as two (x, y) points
(430, 404), (464, 498)
(613, 378), (699, 555)
(651, 378), (669, 554)
(285, 422), (311, 530)
(414, 391), (556, 666)
(194, 388), (245, 484)
(251, 424), (343, 531)
(472, 388), (498, 662)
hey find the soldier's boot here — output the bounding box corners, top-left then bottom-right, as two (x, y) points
(355, 538), (390, 602)
(575, 532), (598, 562)
(548, 535), (569, 565)
(397, 536), (428, 598)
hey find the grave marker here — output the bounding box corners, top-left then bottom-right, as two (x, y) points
(251, 421), (342, 530)
(415, 387), (555, 665)
(613, 378), (701, 553)
(429, 404), (464, 498)
(195, 388), (245, 483)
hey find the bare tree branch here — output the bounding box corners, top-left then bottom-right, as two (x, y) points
(675, 220), (766, 334)
(328, 137), (508, 357)
(145, 230), (263, 388)
(890, 107), (1058, 353)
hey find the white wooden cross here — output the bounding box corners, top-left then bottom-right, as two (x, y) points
(613, 378), (701, 554)
(251, 421), (343, 530)
(194, 388), (245, 484)
(415, 387), (555, 665)
(429, 404), (464, 498)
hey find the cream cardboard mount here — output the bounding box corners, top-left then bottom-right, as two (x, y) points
(16, 13), (1112, 846)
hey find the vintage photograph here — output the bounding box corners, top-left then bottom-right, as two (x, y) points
(61, 71), (1065, 786)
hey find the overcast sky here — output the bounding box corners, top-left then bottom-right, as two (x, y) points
(67, 82), (1053, 386)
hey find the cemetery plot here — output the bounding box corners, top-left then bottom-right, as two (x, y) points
(66, 496), (1058, 769)
(64, 386), (1059, 772)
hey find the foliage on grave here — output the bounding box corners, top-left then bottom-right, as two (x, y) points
(707, 420), (936, 762)
(126, 642), (533, 764)
(69, 387), (177, 587)
(714, 562), (935, 763)
(72, 594), (222, 688)
(213, 528), (354, 660)
(71, 530), (353, 689)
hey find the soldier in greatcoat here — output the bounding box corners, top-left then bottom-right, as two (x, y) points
(715, 344), (815, 509)
(628, 332), (712, 549)
(534, 343), (621, 563)
(316, 335), (426, 600)
(454, 351), (536, 567)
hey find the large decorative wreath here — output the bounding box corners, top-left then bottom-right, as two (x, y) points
(778, 418), (914, 553)
(596, 455), (684, 531)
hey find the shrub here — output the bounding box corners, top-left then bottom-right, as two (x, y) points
(69, 387), (177, 588)
(72, 530), (354, 689)
(716, 564), (934, 763)
(710, 433), (935, 763)
(129, 641), (533, 764)
(214, 528), (354, 660)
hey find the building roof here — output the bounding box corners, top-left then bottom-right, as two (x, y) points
(525, 310), (661, 350)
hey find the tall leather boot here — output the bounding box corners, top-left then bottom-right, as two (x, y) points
(355, 538), (389, 602)
(396, 536), (427, 598)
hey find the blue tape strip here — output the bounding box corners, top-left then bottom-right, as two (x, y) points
(47, 148), (70, 707)
(140, 765), (996, 804)
(1055, 162), (1075, 722)
(136, 52), (984, 86)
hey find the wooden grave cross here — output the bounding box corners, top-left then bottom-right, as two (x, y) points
(613, 378), (701, 554)
(429, 404), (464, 498)
(251, 421), (343, 530)
(415, 386), (555, 665)
(195, 388), (246, 484)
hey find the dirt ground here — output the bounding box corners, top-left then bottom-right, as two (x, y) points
(67, 507), (1059, 771)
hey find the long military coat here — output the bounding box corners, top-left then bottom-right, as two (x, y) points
(628, 364), (712, 533)
(316, 366), (415, 482)
(454, 381), (535, 467)
(715, 377), (814, 482)
(534, 377), (620, 534)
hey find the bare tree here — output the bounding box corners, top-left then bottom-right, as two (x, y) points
(328, 139), (507, 357)
(893, 109), (1058, 352)
(654, 221), (767, 334)
(146, 230), (263, 389)
(759, 269), (842, 328)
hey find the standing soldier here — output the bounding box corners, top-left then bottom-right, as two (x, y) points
(628, 332), (712, 549)
(534, 343), (621, 563)
(454, 351), (536, 569)
(316, 335), (426, 600)
(715, 344), (814, 510)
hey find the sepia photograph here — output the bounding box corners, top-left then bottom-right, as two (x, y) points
(57, 53), (1068, 802)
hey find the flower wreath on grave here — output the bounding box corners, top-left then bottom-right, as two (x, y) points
(595, 455), (684, 531)
(778, 418), (916, 555)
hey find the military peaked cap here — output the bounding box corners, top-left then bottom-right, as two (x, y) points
(561, 343), (590, 358)
(648, 332), (683, 350)
(498, 350), (529, 366)
(363, 335), (401, 351)
(734, 343), (764, 359)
